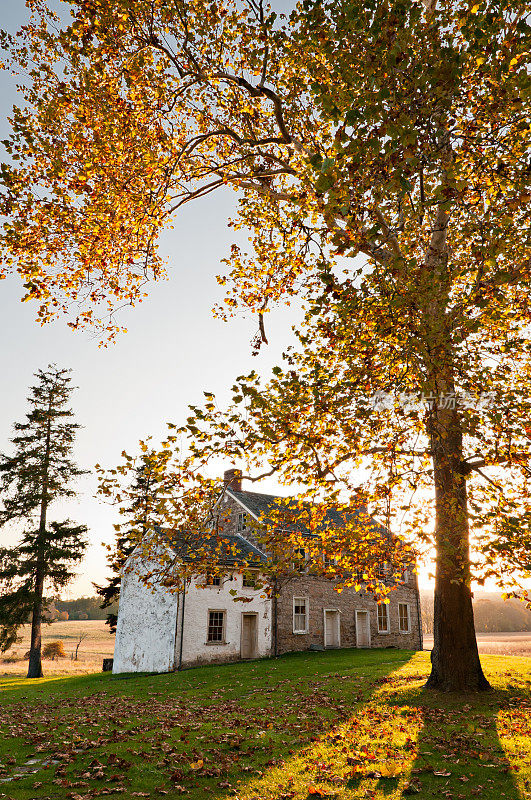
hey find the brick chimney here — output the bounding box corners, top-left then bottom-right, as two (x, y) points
(224, 468), (242, 493)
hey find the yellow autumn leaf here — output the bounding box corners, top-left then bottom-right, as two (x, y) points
(379, 761), (405, 778)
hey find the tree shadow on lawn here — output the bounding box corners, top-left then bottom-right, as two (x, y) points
(237, 654), (527, 800)
(0, 648), (415, 799)
(378, 676), (527, 800)
(1, 651), (528, 800)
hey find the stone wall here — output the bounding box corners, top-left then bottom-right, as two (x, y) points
(275, 574), (422, 654)
(217, 490), (423, 655)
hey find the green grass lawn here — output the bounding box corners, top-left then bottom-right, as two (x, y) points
(0, 649), (530, 800)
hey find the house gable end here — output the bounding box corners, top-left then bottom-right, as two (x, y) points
(224, 488), (261, 521)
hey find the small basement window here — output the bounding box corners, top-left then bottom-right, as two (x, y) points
(207, 610), (226, 643)
(398, 603), (411, 633)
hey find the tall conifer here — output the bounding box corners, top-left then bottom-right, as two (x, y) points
(0, 366), (87, 678)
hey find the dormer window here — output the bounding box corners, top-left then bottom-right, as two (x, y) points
(237, 512), (248, 532)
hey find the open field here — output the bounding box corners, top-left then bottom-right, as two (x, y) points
(0, 621), (114, 676)
(4, 624), (531, 678)
(424, 632), (531, 657)
(0, 649), (530, 800)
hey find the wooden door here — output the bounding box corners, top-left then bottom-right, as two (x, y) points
(241, 613), (258, 659)
(356, 610), (371, 648)
(324, 610), (340, 648)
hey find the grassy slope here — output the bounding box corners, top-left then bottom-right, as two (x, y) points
(0, 649), (530, 800)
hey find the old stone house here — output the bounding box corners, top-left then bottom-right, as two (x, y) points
(112, 470), (422, 673)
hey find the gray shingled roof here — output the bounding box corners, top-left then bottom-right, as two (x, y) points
(167, 529), (267, 565)
(156, 489), (391, 569)
(228, 489), (391, 539)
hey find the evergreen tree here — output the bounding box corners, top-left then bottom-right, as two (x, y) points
(0, 366), (87, 678)
(95, 449), (166, 633)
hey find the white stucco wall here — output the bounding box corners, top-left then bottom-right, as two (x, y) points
(178, 572), (272, 667)
(113, 555), (179, 674)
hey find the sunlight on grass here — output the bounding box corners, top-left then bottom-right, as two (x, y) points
(237, 655), (531, 800)
(1, 651), (530, 800)
(496, 659), (531, 800)
(239, 659), (426, 800)
(0, 675), (79, 691)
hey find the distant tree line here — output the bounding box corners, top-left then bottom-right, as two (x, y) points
(49, 596), (118, 622)
(421, 592), (531, 635)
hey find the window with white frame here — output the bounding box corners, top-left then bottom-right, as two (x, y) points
(398, 603), (411, 633)
(377, 603), (390, 633)
(293, 597), (309, 633)
(323, 553), (339, 569)
(207, 610), (226, 643)
(237, 512), (248, 531)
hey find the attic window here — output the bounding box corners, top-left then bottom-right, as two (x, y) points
(237, 512), (248, 531)
(292, 548), (307, 573)
(206, 574), (221, 587)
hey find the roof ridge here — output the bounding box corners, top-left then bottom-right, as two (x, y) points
(231, 488), (289, 500)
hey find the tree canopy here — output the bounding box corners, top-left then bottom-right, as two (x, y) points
(2, 0), (530, 689)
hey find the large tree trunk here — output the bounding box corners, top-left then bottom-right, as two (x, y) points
(425, 403), (490, 691)
(27, 557), (44, 679)
(27, 393), (52, 679)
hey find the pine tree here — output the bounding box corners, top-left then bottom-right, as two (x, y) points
(95, 449), (166, 633)
(0, 365), (87, 678)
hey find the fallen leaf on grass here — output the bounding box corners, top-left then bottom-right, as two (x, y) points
(307, 785), (336, 797)
(378, 761), (405, 778)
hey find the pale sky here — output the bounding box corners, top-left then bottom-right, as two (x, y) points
(0, 0), (314, 597)
(0, 1), (441, 598)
